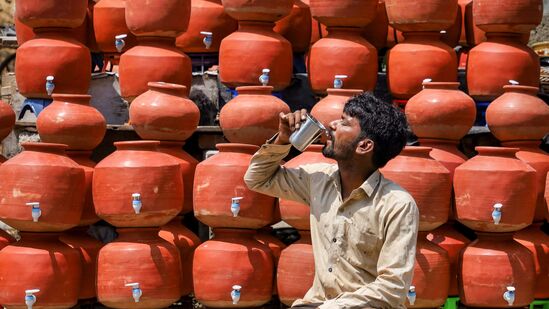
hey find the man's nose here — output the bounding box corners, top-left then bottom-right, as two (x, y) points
(329, 119), (338, 130)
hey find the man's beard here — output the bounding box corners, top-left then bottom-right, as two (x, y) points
(322, 130), (357, 161)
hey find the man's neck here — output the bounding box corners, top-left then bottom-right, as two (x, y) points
(337, 160), (376, 201)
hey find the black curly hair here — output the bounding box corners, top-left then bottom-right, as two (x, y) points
(343, 92), (408, 168)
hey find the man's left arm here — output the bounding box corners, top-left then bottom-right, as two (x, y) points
(319, 200), (420, 309)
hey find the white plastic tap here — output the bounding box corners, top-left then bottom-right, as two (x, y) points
(132, 193), (142, 214)
(407, 286), (416, 306)
(200, 31), (213, 49)
(26, 202), (41, 222)
(333, 75), (348, 89)
(125, 282), (142, 303)
(231, 197), (243, 217)
(45, 76), (55, 96)
(231, 285), (242, 304)
(509, 80), (520, 85)
(503, 286), (515, 306)
(25, 289), (40, 309)
(115, 34), (128, 53)
(492, 203), (503, 225)
(259, 69), (270, 86)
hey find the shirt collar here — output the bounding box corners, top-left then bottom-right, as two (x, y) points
(359, 169), (381, 197)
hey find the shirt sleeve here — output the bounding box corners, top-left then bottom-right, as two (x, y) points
(318, 200), (419, 309)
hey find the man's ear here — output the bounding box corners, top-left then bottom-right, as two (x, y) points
(356, 139), (374, 155)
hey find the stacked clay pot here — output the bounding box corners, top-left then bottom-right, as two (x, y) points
(361, 0), (389, 50)
(119, 0), (192, 102)
(0, 99), (16, 163)
(219, 0), (294, 90)
(274, 0), (313, 54)
(385, 0), (458, 100)
(15, 0), (92, 99)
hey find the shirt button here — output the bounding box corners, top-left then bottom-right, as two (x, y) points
(328, 267), (333, 272)
(332, 238), (337, 243)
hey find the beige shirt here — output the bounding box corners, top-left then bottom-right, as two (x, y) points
(244, 143), (419, 309)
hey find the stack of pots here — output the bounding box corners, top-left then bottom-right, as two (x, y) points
(118, 0), (192, 102)
(0, 99), (16, 162)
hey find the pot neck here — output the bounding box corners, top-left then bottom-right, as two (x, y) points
(403, 31), (441, 40)
(485, 32), (523, 42)
(502, 85), (539, 96)
(421, 82), (460, 90)
(22, 142), (68, 156)
(216, 143), (260, 154)
(19, 232), (61, 241)
(148, 82), (188, 97)
(476, 232), (515, 241)
(399, 146), (433, 158)
(326, 88), (364, 97)
(238, 21), (275, 32)
(52, 94), (91, 106)
(475, 146), (519, 158)
(137, 36), (176, 46)
(158, 141), (186, 149)
(418, 138), (461, 147)
(33, 27), (73, 36)
(116, 227), (160, 240)
(235, 86), (274, 95)
(501, 140), (545, 151)
(213, 228), (256, 239)
(114, 140), (160, 151)
(326, 27), (363, 36)
(66, 150), (95, 167)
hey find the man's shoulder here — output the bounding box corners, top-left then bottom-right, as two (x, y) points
(377, 175), (418, 212)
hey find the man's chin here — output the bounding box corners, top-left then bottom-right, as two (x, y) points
(322, 145), (335, 159)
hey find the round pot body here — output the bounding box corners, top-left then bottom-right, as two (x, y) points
(459, 233), (535, 307)
(93, 141), (184, 227)
(97, 228), (182, 309)
(274, 0), (312, 53)
(473, 0), (542, 34)
(381, 146), (452, 231)
(514, 224), (549, 299)
(362, 0), (389, 50)
(385, 0), (458, 32)
(279, 145), (335, 230)
(125, 0), (191, 37)
(219, 86), (290, 146)
(309, 0), (378, 28)
(277, 231), (314, 306)
(193, 228), (274, 308)
(60, 228), (103, 300)
(93, 0), (138, 54)
(219, 21), (292, 91)
(15, 30), (91, 99)
(16, 0), (87, 29)
(308, 28), (378, 95)
(194, 143), (276, 229)
(0, 232), (82, 308)
(221, 0), (293, 22)
(66, 151), (100, 226)
(0, 99), (15, 141)
(467, 34), (540, 101)
(0, 143), (85, 232)
(486, 85), (549, 142)
(37, 94), (106, 150)
(454, 147), (537, 232)
(387, 32), (457, 100)
(311, 88), (363, 130)
(119, 38), (192, 103)
(406, 82), (475, 140)
(158, 217), (201, 297)
(176, 0), (238, 53)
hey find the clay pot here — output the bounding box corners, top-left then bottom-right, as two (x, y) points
(119, 37), (192, 102)
(219, 86), (290, 146)
(67, 151), (100, 226)
(37, 94), (106, 150)
(473, 0), (542, 34)
(157, 141), (199, 214)
(93, 0), (138, 54)
(427, 224), (470, 296)
(93, 141), (184, 227)
(254, 228), (287, 295)
(60, 228), (103, 300)
(486, 85), (549, 142)
(278, 145), (335, 230)
(125, 0), (191, 38)
(193, 228), (274, 307)
(387, 32), (457, 100)
(176, 0), (238, 53)
(15, 29), (91, 99)
(459, 232), (535, 307)
(159, 217), (201, 297)
(381, 146), (452, 231)
(0, 99), (15, 141)
(385, 0), (458, 32)
(454, 147), (537, 232)
(219, 21), (293, 91)
(514, 224), (549, 299)
(274, 0), (312, 53)
(130, 82), (199, 142)
(194, 143), (276, 229)
(0, 142), (85, 232)
(441, 5), (462, 48)
(304, 0), (328, 45)
(406, 82), (476, 141)
(467, 34), (540, 101)
(221, 0), (293, 22)
(16, 0), (87, 29)
(0, 232), (82, 308)
(309, 0), (378, 28)
(97, 228), (182, 309)
(308, 27), (378, 95)
(362, 0), (389, 50)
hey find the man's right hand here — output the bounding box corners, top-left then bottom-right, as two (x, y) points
(274, 109), (308, 145)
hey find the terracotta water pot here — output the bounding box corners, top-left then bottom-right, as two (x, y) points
(157, 141), (199, 214)
(473, 0), (542, 34)
(381, 146), (452, 231)
(93, 0), (138, 54)
(0, 232), (82, 308)
(193, 228), (274, 308)
(278, 145), (335, 230)
(385, 0), (458, 32)
(486, 85), (549, 142)
(194, 143), (276, 229)
(467, 34), (540, 101)
(221, 0), (293, 22)
(219, 21), (292, 91)
(15, 29), (91, 99)
(16, 0), (88, 29)
(37, 94), (106, 150)
(309, 0), (378, 28)
(308, 27), (377, 95)
(454, 147), (537, 232)
(93, 141), (184, 227)
(219, 86), (290, 146)
(459, 232), (535, 307)
(441, 5), (462, 48)
(362, 0), (389, 50)
(387, 32), (457, 100)
(130, 82), (199, 142)
(66, 151), (100, 226)
(0, 230), (14, 250)
(303, 0), (328, 45)
(125, 0), (191, 38)
(176, 0), (238, 53)
(159, 217), (201, 297)
(0, 142), (85, 232)
(97, 228), (182, 309)
(60, 227), (103, 300)
(277, 230), (314, 306)
(406, 82), (476, 141)
(119, 37), (192, 102)
(274, 0), (312, 53)
(514, 223), (549, 299)
(254, 227), (287, 295)
(0, 99), (15, 142)
(427, 224), (470, 296)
